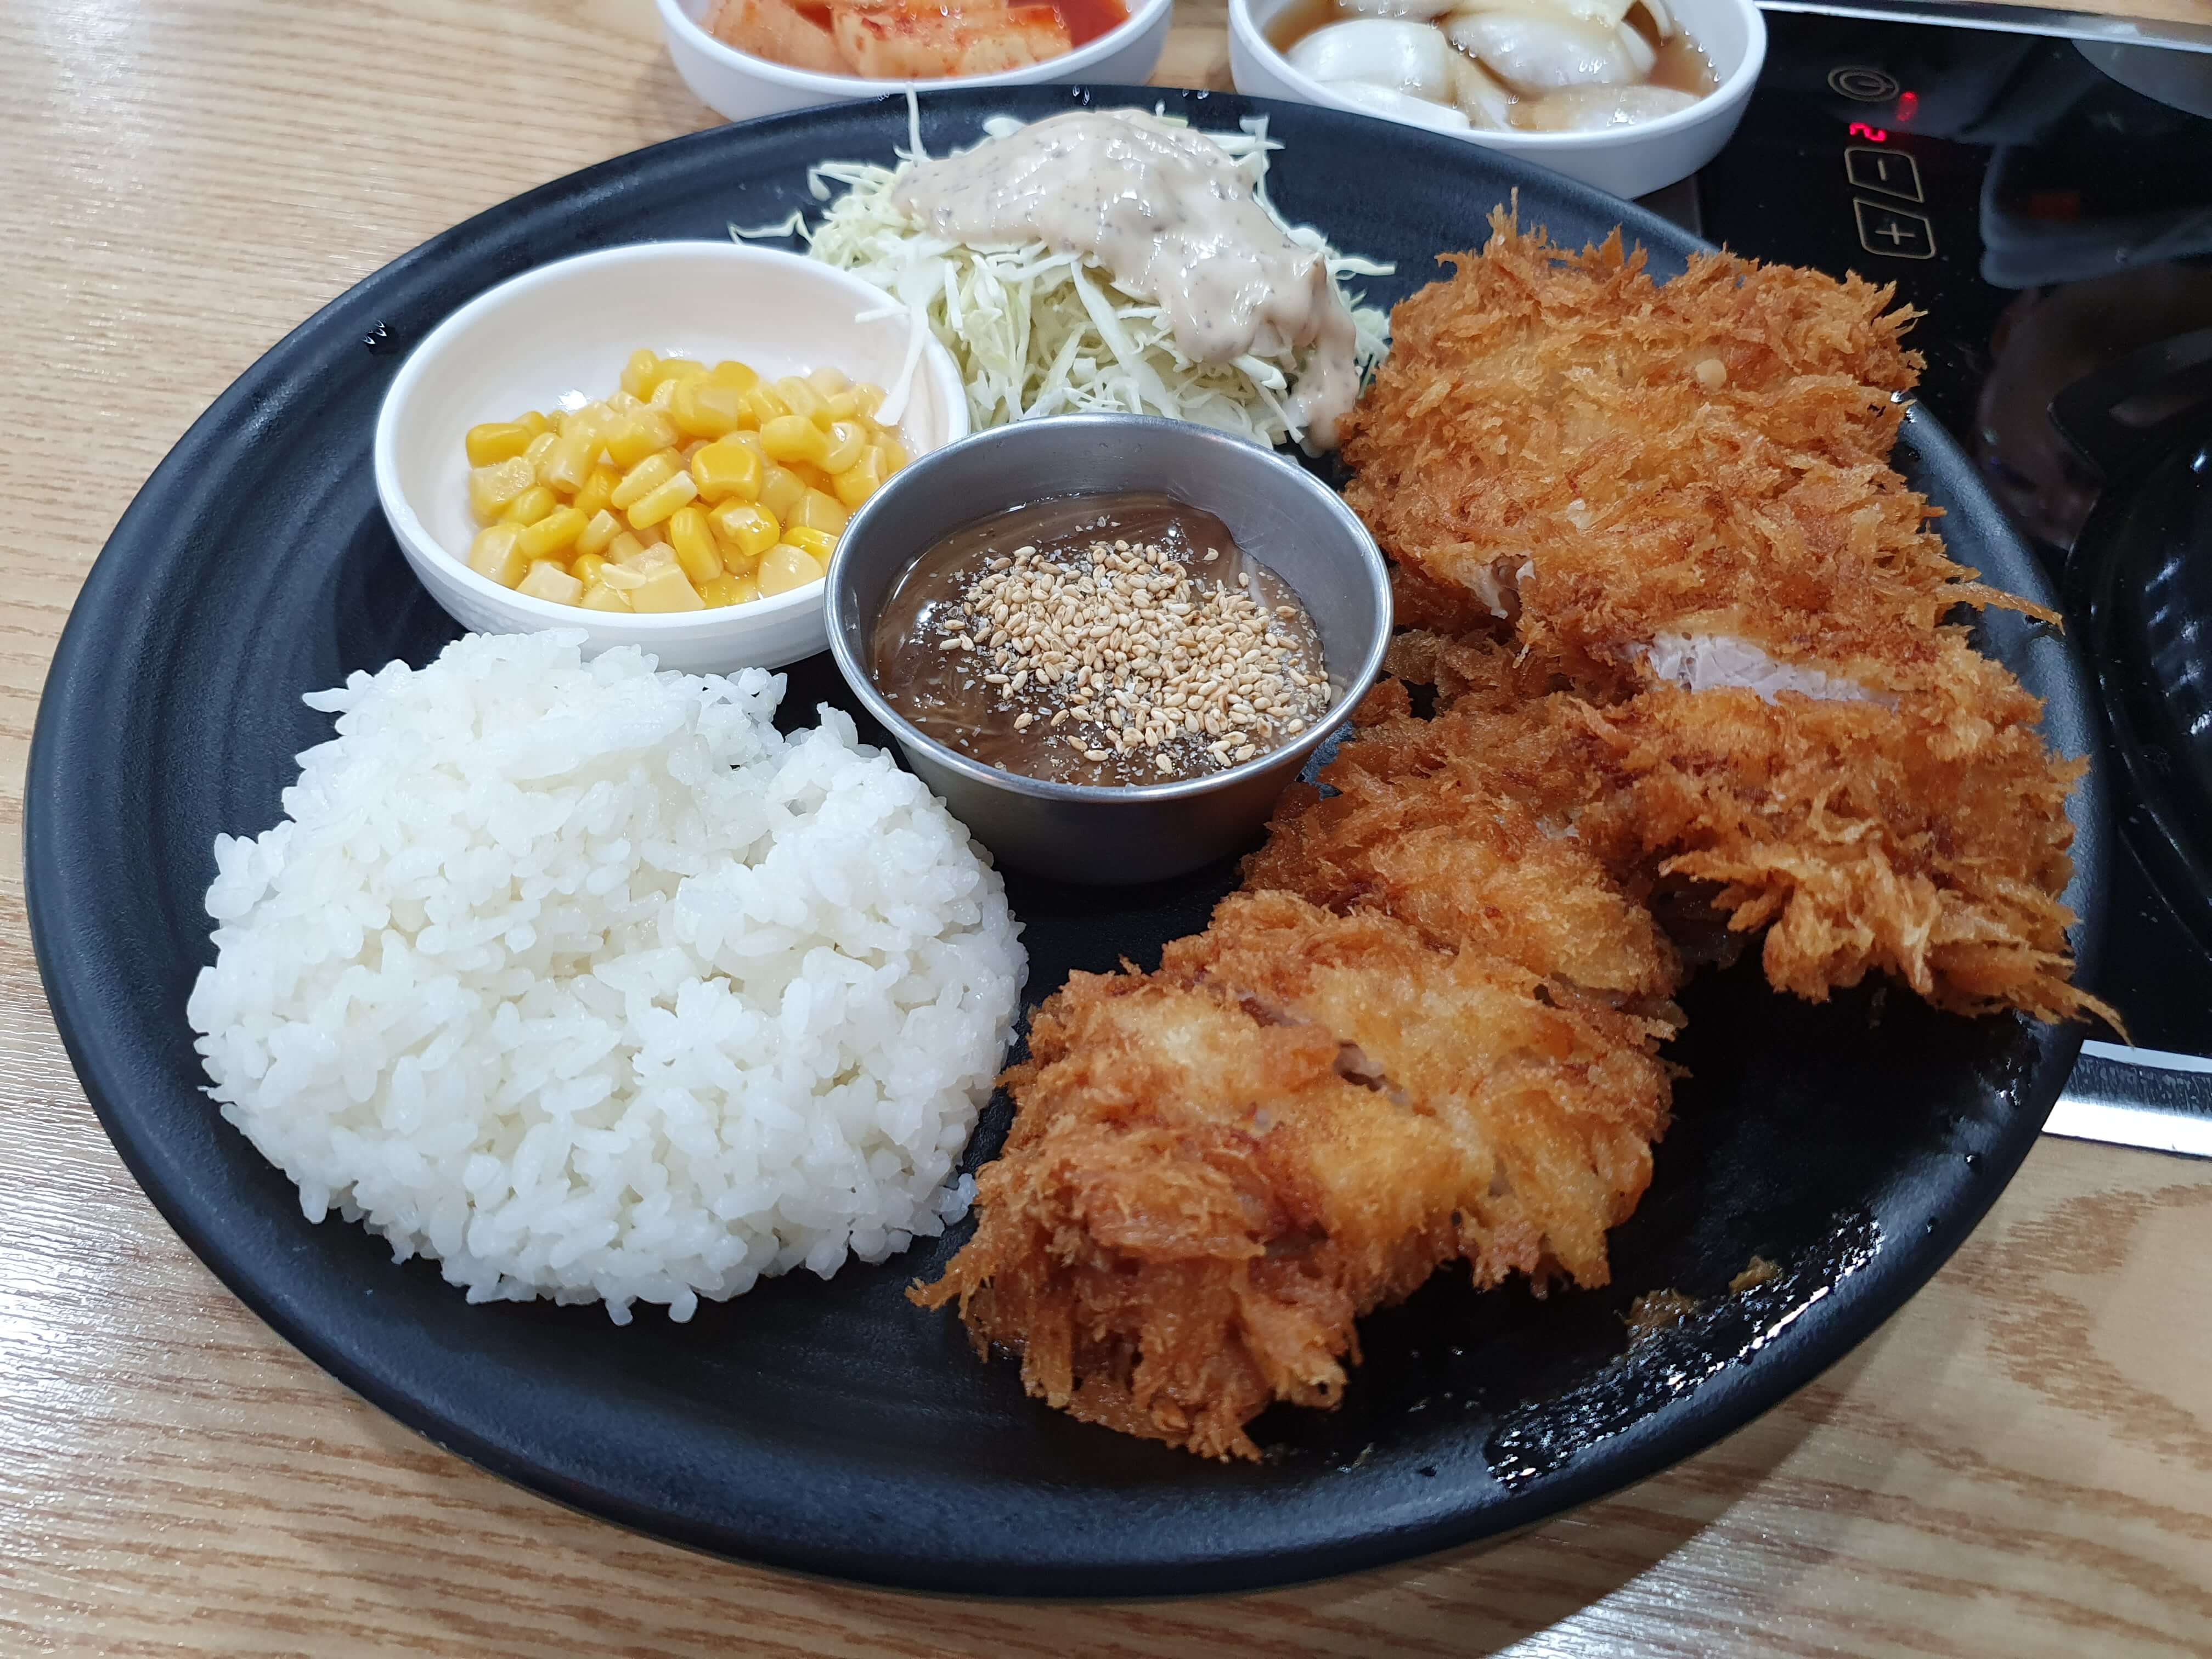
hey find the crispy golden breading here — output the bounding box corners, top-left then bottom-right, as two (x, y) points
(1245, 698), (1681, 1012)
(1385, 635), (2112, 1023)
(1350, 217), (2099, 1023)
(1575, 663), (2111, 1023)
(912, 961), (1480, 1461)
(1165, 893), (1673, 1289)
(1342, 211), (2044, 699)
(915, 894), (1674, 1459)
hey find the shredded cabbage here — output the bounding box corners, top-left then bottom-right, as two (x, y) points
(733, 108), (1392, 450)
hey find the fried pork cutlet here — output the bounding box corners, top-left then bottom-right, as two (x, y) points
(1165, 893), (1673, 1290)
(1341, 211), (2043, 701)
(913, 892), (1673, 1459)
(1246, 682), (1681, 1015)
(1392, 636), (2111, 1024)
(1346, 216), (2102, 1024)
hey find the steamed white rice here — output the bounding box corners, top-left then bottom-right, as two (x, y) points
(186, 631), (1025, 1323)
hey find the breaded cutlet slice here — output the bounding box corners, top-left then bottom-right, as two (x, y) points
(1342, 213), (2041, 697)
(1341, 211), (1927, 636)
(912, 969), (1479, 1461)
(1163, 892), (1673, 1291)
(913, 892), (1679, 1459)
(1398, 635), (2113, 1026)
(1245, 683), (1681, 1014)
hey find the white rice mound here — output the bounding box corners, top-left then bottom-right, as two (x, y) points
(186, 630), (1025, 1324)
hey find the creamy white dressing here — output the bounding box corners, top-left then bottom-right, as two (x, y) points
(891, 109), (1364, 448)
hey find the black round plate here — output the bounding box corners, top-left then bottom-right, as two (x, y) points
(27, 87), (2106, 1598)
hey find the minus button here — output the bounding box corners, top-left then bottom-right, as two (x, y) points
(1845, 145), (1923, 202)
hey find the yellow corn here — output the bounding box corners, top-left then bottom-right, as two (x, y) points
(760, 465), (808, 521)
(501, 484), (558, 527)
(667, 505), (722, 584)
(626, 470), (699, 529)
(709, 500), (779, 561)
(468, 456), (537, 521)
(557, 404), (607, 443)
(579, 582), (632, 612)
(819, 420), (868, 473)
(538, 430), (597, 495)
(671, 378), (747, 441)
(575, 510), (620, 559)
(709, 359), (760, 393)
(789, 489), (849, 535)
(620, 349), (660, 399)
(758, 415), (827, 467)
(690, 437), (763, 504)
(644, 358), (706, 396)
(627, 562), (706, 613)
(462, 353), (890, 606)
(572, 466), (618, 521)
(610, 452), (678, 511)
(758, 541), (826, 596)
(465, 421), (534, 466)
(467, 523), (529, 588)
(772, 376), (828, 426)
(739, 385), (789, 427)
(518, 506), (588, 561)
(605, 418), (664, 470)
(518, 561), (584, 605)
(832, 452), (884, 509)
(781, 526), (838, 563)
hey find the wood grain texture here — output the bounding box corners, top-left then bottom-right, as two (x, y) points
(1, 2), (2206, 1654)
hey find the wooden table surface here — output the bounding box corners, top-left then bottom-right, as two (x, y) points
(4, 2), (2209, 1654)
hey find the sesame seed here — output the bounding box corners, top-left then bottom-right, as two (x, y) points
(930, 528), (1333, 783)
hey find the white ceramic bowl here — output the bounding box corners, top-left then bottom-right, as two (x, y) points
(374, 242), (968, 674)
(658, 0), (1174, 124)
(1229, 0), (1764, 201)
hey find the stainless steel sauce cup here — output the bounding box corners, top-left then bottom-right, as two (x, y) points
(825, 414), (1392, 884)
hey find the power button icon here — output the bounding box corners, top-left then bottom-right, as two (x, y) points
(1829, 66), (1901, 100)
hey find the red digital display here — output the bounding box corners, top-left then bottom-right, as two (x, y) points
(1850, 122), (1889, 142)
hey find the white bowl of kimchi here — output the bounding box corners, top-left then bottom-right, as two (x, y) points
(659, 0), (1174, 123)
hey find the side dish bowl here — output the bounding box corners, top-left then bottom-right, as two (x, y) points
(658, 0), (1174, 123)
(373, 241), (967, 673)
(826, 414), (1393, 883)
(1228, 0), (1764, 200)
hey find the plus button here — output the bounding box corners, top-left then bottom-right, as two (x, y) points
(1852, 198), (1936, 260)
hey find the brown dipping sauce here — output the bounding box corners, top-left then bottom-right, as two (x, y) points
(871, 493), (1335, 788)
